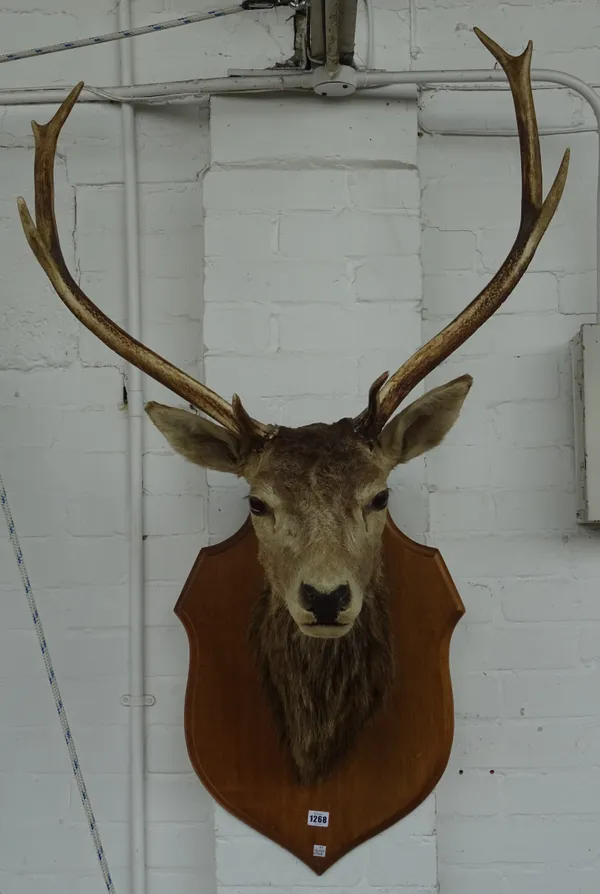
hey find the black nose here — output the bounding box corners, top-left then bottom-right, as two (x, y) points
(300, 583), (351, 624)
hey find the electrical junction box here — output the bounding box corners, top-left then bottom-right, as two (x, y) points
(571, 323), (600, 525)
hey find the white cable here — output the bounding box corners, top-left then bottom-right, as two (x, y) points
(418, 121), (597, 137)
(0, 473), (116, 893)
(0, 5), (246, 66)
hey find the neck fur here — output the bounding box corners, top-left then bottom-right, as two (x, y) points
(249, 568), (394, 786)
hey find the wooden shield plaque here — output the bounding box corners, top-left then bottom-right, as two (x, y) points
(175, 513), (465, 874)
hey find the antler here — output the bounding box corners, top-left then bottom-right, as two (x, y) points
(354, 28), (570, 437)
(16, 82), (272, 441)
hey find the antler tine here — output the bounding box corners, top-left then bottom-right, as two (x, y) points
(354, 28), (570, 437)
(17, 83), (271, 440)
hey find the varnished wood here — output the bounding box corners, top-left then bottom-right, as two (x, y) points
(175, 514), (465, 874)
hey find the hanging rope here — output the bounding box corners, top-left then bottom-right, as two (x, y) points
(0, 471), (116, 893)
(0, 4), (245, 66)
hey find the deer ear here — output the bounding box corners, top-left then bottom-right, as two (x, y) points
(379, 375), (473, 466)
(145, 402), (243, 474)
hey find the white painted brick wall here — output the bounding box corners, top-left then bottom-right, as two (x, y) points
(416, 5), (600, 894)
(205, 73), (437, 890)
(2, 2), (600, 894)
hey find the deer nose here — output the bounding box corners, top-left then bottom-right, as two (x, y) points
(300, 583), (351, 623)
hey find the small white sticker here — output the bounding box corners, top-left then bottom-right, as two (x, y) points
(313, 844), (326, 858)
(308, 810), (329, 827)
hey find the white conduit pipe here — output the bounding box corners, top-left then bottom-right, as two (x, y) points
(356, 67), (600, 322)
(0, 73), (307, 105)
(116, 1), (146, 893)
(2, 65), (599, 317)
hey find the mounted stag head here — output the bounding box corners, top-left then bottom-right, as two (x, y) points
(17, 29), (568, 783)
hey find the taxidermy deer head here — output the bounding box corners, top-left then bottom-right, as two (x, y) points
(17, 29), (568, 783)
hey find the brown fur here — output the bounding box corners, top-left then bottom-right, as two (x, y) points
(249, 571), (394, 786)
(146, 375), (472, 783)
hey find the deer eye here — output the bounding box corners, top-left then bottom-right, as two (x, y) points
(368, 489), (389, 512)
(249, 496), (268, 516)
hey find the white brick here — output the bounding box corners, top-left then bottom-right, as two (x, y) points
(421, 228), (477, 272)
(450, 719), (596, 769)
(559, 270), (598, 314)
(67, 490), (127, 537)
(426, 446), (490, 489)
(493, 489), (575, 532)
(501, 866), (600, 894)
(348, 169), (420, 211)
(502, 771), (600, 815)
(204, 212), (278, 258)
(69, 774), (128, 823)
(147, 822), (215, 871)
(367, 836), (437, 887)
(145, 625), (189, 677)
(208, 482), (251, 541)
(354, 254), (422, 303)
(436, 769), (500, 817)
(422, 178), (519, 230)
(146, 581), (185, 627)
(423, 310), (590, 357)
(136, 106), (209, 184)
(12, 536), (128, 588)
(204, 169), (348, 211)
(279, 394), (364, 427)
(143, 494), (206, 537)
(439, 866), (504, 894)
(420, 82), (581, 137)
(0, 367), (122, 408)
(148, 872), (209, 894)
(216, 833), (363, 887)
(430, 490), (493, 533)
(451, 624), (577, 673)
(146, 725), (192, 774)
(438, 535), (572, 579)
(279, 210), (420, 260)
(491, 400), (573, 447)
(454, 580), (494, 623)
(144, 452), (207, 496)
(579, 625), (600, 663)
(204, 304), (273, 353)
(505, 669), (600, 719)
(501, 578), (600, 622)
(205, 354), (358, 399)
(0, 773), (71, 821)
(486, 446), (572, 491)
(133, 6), (292, 83)
(277, 302), (421, 353)
(480, 222), (596, 275)
(454, 671), (502, 719)
(147, 774), (213, 823)
(438, 816), (600, 865)
(205, 258), (353, 304)
(424, 270), (559, 315)
(210, 96), (416, 165)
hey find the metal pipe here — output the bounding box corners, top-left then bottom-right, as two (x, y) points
(2, 63), (597, 317)
(117, 2), (146, 893)
(324, 0), (340, 74)
(357, 66), (600, 322)
(0, 73), (308, 105)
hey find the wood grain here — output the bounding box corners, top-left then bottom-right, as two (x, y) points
(175, 514), (465, 875)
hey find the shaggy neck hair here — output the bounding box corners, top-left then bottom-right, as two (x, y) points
(249, 566), (394, 786)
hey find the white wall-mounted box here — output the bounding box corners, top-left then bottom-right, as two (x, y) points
(571, 323), (600, 524)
